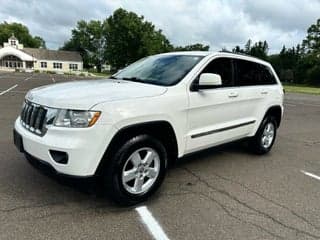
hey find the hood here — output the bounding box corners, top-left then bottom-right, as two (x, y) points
(26, 79), (167, 109)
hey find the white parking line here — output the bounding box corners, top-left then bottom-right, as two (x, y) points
(0, 84), (18, 96)
(24, 75), (33, 81)
(301, 170), (320, 181)
(136, 206), (170, 240)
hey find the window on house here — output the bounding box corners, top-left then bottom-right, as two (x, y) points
(69, 64), (78, 71)
(10, 40), (16, 46)
(41, 62), (47, 68)
(53, 62), (62, 69)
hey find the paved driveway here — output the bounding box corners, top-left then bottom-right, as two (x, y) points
(1, 72), (320, 239)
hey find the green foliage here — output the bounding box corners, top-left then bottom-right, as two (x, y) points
(62, 8), (210, 71)
(283, 84), (320, 95)
(105, 8), (173, 69)
(33, 36), (46, 49)
(61, 8), (320, 84)
(269, 45), (301, 83)
(174, 43), (209, 51)
(0, 22), (45, 48)
(232, 18), (320, 85)
(302, 19), (320, 54)
(232, 40), (269, 60)
(306, 65), (320, 85)
(61, 20), (107, 71)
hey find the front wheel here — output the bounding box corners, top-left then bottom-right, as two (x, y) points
(249, 116), (277, 154)
(103, 134), (168, 205)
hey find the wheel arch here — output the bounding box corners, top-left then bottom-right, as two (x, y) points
(95, 120), (179, 175)
(264, 105), (282, 128)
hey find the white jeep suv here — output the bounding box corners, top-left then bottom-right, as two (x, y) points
(14, 52), (284, 205)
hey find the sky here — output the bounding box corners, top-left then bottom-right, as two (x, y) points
(1, 0), (320, 53)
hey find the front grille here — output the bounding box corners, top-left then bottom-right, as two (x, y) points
(20, 101), (48, 136)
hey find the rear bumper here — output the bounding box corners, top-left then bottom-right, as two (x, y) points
(14, 117), (117, 177)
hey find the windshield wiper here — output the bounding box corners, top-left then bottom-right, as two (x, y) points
(121, 77), (147, 83)
(109, 76), (118, 79)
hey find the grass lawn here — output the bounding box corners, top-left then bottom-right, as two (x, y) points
(283, 83), (320, 95)
(88, 71), (111, 78)
(88, 70), (112, 78)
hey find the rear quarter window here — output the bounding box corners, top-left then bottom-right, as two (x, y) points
(235, 59), (277, 86)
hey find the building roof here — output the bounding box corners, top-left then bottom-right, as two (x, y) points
(0, 46), (34, 61)
(22, 48), (82, 62)
(9, 34), (18, 41)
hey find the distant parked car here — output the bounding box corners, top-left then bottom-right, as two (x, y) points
(14, 51), (284, 205)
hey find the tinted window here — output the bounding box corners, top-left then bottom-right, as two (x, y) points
(235, 59), (277, 86)
(114, 55), (204, 86)
(201, 58), (233, 87)
(259, 65), (277, 85)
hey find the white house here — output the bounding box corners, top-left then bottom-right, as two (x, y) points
(0, 34), (83, 72)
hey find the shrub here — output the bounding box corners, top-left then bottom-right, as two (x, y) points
(306, 65), (320, 85)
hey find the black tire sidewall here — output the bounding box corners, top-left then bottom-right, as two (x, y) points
(104, 135), (167, 205)
(252, 116), (277, 154)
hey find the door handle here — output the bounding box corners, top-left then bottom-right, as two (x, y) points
(261, 90), (268, 95)
(228, 92), (239, 98)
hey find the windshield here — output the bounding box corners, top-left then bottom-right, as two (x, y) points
(113, 54), (204, 86)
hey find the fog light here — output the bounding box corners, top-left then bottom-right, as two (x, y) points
(49, 150), (68, 164)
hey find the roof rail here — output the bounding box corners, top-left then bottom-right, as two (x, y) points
(218, 50), (265, 61)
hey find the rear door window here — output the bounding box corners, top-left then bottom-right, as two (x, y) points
(259, 64), (277, 85)
(235, 59), (277, 86)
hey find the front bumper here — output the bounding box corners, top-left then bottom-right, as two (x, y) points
(14, 117), (117, 177)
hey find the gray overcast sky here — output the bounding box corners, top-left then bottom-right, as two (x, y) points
(1, 0), (320, 53)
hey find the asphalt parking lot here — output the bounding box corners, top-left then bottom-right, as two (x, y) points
(1, 72), (320, 240)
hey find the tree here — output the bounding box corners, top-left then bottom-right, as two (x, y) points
(174, 43), (209, 51)
(34, 36), (46, 49)
(232, 39), (269, 60)
(269, 45), (301, 83)
(298, 18), (320, 84)
(0, 22), (45, 48)
(232, 45), (245, 53)
(249, 41), (269, 60)
(62, 20), (107, 71)
(105, 8), (173, 69)
(302, 18), (320, 54)
(244, 39), (252, 53)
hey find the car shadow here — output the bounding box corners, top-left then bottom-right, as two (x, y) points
(25, 140), (250, 202)
(26, 155), (107, 198)
(174, 140), (250, 166)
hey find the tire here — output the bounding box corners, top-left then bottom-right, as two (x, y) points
(249, 115), (277, 154)
(103, 134), (168, 206)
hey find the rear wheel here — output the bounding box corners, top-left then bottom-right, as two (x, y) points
(249, 116), (277, 154)
(103, 134), (167, 205)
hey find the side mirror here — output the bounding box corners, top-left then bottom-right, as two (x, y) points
(197, 73), (222, 89)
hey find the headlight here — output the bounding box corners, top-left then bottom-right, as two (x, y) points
(54, 110), (101, 128)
